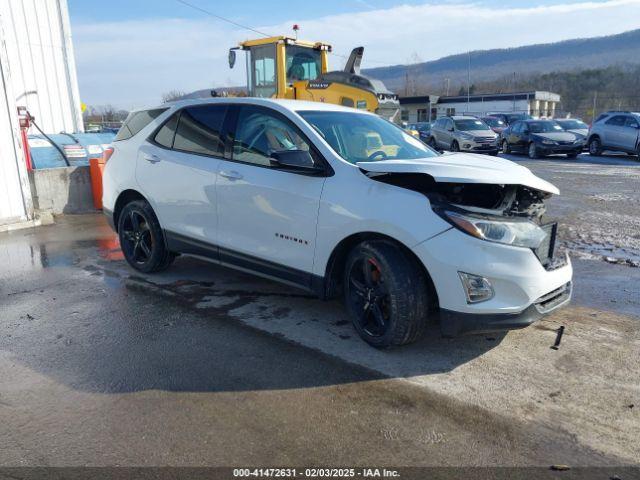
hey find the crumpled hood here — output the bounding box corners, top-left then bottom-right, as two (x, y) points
(356, 152), (560, 195)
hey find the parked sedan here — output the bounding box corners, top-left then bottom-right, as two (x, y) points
(482, 116), (507, 136)
(556, 118), (589, 138)
(407, 121), (432, 143)
(487, 112), (532, 126)
(501, 120), (584, 159)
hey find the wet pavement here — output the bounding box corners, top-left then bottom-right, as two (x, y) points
(1, 153), (639, 466)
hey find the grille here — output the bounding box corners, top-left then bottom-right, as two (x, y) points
(534, 222), (557, 266)
(534, 282), (572, 313)
(474, 136), (495, 143)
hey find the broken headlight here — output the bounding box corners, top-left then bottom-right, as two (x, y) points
(440, 210), (548, 249)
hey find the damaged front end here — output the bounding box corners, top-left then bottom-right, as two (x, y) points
(364, 170), (566, 270)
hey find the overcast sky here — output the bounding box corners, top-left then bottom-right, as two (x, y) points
(68, 0), (640, 109)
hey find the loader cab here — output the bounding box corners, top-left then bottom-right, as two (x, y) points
(230, 36), (331, 99)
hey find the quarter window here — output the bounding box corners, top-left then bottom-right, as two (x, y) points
(232, 106), (313, 167)
(114, 108), (167, 141)
(173, 105), (227, 156)
(153, 113), (179, 148)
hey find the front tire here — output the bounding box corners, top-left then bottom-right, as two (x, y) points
(343, 240), (429, 348)
(451, 140), (460, 152)
(118, 200), (174, 273)
(567, 151), (579, 159)
(588, 137), (603, 156)
(502, 140), (511, 154)
(528, 142), (540, 159)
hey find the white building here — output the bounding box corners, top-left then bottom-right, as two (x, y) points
(0, 0), (82, 227)
(400, 91), (561, 123)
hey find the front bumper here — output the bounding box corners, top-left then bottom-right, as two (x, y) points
(413, 228), (573, 336)
(537, 143), (583, 155)
(460, 137), (499, 153)
(440, 281), (572, 336)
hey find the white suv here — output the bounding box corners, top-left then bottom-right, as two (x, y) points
(103, 98), (572, 348)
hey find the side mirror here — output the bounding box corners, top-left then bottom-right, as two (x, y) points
(448, 127), (454, 132)
(270, 150), (325, 175)
(228, 49), (236, 69)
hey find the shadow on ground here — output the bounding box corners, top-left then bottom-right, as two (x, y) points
(1, 214), (506, 395)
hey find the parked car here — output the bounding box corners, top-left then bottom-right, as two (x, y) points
(501, 120), (584, 159)
(407, 121), (432, 143)
(487, 112), (533, 126)
(482, 116), (507, 135)
(428, 116), (499, 155)
(103, 98), (572, 348)
(556, 118), (589, 138)
(587, 111), (640, 157)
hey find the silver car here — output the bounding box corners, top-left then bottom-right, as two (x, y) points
(587, 111), (640, 157)
(429, 116), (499, 155)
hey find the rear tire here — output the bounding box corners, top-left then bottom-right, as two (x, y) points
(343, 240), (429, 348)
(118, 200), (175, 273)
(567, 151), (578, 159)
(428, 137), (438, 150)
(588, 137), (603, 156)
(502, 140), (511, 154)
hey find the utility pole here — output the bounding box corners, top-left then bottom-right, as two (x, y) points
(467, 51), (471, 113)
(592, 91), (598, 123)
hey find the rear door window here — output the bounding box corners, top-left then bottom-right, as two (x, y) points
(114, 108), (167, 141)
(605, 115), (626, 127)
(624, 116), (639, 128)
(173, 105), (227, 156)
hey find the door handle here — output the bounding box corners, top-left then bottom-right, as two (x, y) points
(143, 154), (161, 164)
(219, 170), (243, 180)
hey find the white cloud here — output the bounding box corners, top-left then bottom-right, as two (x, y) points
(73, 0), (640, 109)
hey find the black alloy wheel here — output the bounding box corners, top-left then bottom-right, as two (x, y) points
(347, 256), (391, 339)
(121, 209), (154, 266)
(118, 200), (174, 273)
(343, 240), (430, 348)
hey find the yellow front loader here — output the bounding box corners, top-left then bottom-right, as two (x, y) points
(228, 36), (400, 120)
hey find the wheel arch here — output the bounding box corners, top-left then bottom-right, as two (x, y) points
(112, 189), (149, 233)
(321, 232), (439, 311)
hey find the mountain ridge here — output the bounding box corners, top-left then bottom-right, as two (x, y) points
(362, 29), (640, 94)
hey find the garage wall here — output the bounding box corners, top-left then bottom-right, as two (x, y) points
(0, 26), (32, 225)
(0, 0), (83, 133)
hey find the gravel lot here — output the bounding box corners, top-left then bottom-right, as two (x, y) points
(0, 152), (638, 468)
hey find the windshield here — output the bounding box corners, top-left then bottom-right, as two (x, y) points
(557, 119), (587, 130)
(528, 121), (564, 133)
(454, 119), (491, 131)
(298, 111), (438, 164)
(483, 117), (505, 128)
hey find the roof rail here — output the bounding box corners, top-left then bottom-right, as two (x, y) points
(604, 110), (631, 114)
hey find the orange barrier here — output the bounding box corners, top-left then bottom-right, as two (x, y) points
(89, 156), (105, 210)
